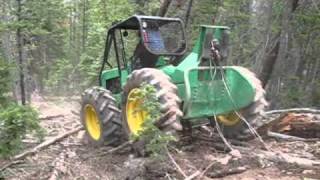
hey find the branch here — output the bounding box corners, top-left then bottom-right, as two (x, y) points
(166, 147), (187, 178)
(39, 115), (65, 120)
(184, 170), (200, 180)
(85, 141), (132, 160)
(267, 131), (307, 141)
(71, 110), (80, 116)
(13, 126), (83, 160)
(197, 160), (217, 179)
(184, 0), (193, 28)
(257, 150), (320, 169)
(48, 151), (67, 180)
(207, 166), (247, 178)
(265, 108), (320, 115)
(0, 160), (24, 172)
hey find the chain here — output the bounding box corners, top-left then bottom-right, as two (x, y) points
(208, 55), (234, 151)
(209, 38), (266, 147)
(218, 63), (266, 146)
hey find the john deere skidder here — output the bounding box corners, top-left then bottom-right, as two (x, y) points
(80, 15), (267, 145)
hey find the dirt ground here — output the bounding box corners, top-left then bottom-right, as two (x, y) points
(0, 96), (319, 180)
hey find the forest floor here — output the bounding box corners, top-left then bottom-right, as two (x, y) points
(0, 96), (320, 180)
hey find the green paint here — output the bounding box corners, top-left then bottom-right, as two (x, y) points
(160, 26), (255, 119)
(183, 67), (255, 119)
(113, 93), (121, 104)
(100, 24), (256, 123)
(101, 68), (129, 87)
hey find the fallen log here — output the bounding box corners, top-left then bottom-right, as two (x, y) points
(258, 113), (320, 138)
(13, 126), (83, 160)
(265, 108), (320, 115)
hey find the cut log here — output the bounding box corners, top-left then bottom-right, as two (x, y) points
(259, 113), (320, 138)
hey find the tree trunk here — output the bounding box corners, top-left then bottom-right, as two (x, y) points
(158, 0), (172, 17)
(16, 0), (26, 105)
(259, 0), (299, 88)
(82, 0), (87, 52)
(259, 36), (280, 88)
(184, 0), (193, 28)
(253, 0), (274, 72)
(295, 30), (313, 80)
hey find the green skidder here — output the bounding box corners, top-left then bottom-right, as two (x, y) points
(80, 15), (267, 148)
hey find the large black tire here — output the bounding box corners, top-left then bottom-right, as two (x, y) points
(122, 68), (183, 137)
(80, 87), (122, 146)
(218, 67), (268, 139)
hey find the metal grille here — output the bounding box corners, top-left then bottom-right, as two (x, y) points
(141, 19), (186, 55)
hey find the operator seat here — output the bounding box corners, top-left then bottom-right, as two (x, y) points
(132, 24), (165, 69)
(133, 40), (158, 69)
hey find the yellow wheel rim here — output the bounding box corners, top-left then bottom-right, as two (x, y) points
(126, 88), (148, 135)
(84, 104), (101, 140)
(217, 112), (240, 126)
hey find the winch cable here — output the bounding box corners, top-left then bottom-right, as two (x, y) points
(208, 56), (234, 151)
(218, 61), (266, 145)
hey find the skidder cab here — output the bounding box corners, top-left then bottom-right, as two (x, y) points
(80, 15), (267, 146)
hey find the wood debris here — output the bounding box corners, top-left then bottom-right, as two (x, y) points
(13, 126), (83, 160)
(258, 113), (320, 139)
(269, 113), (320, 138)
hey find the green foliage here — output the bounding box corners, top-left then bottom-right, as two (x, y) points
(279, 84), (303, 107)
(0, 56), (44, 158)
(1, 0), (319, 111)
(46, 58), (75, 94)
(130, 84), (176, 158)
(135, 0), (159, 15)
(46, 0), (135, 93)
(311, 82), (320, 106)
(0, 104), (44, 158)
(0, 58), (11, 107)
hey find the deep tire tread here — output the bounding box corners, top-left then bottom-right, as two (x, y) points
(122, 68), (183, 137)
(80, 87), (122, 146)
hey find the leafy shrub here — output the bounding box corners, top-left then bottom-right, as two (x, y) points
(0, 104), (45, 158)
(130, 84), (176, 158)
(0, 57), (44, 158)
(0, 57), (11, 107)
